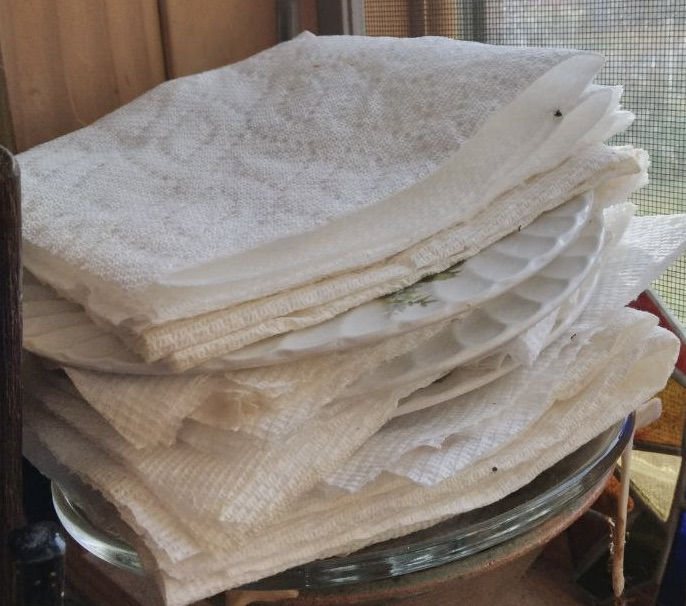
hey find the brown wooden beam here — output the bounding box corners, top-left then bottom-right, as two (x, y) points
(0, 145), (24, 606)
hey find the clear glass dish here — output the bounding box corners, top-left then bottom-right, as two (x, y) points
(52, 413), (633, 589)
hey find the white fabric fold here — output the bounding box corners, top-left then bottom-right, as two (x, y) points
(28, 211), (686, 456)
(22, 144), (645, 372)
(326, 307), (659, 490)
(138, 145), (642, 370)
(19, 35), (599, 307)
(26, 362), (440, 528)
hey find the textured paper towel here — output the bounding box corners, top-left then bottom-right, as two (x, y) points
(326, 305), (655, 490)
(139, 144), (642, 369)
(26, 360), (443, 528)
(37, 206), (682, 461)
(20, 35), (635, 373)
(23, 312), (679, 606)
(19, 35), (602, 311)
(59, 321), (446, 449)
(52, 192), (605, 452)
(22, 164), (642, 453)
(25, 212), (686, 535)
(26, 170), (643, 451)
(326, 211), (686, 489)
(22, 144), (645, 372)
(184, 265), (600, 454)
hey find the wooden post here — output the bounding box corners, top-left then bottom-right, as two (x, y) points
(0, 145), (24, 606)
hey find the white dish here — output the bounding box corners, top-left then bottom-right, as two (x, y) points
(344, 215), (605, 398)
(23, 194), (593, 374)
(187, 267), (602, 441)
(392, 266), (601, 418)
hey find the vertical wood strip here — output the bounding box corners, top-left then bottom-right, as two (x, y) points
(299, 0), (318, 33)
(408, 0), (427, 37)
(0, 42), (17, 152)
(159, 0), (278, 79)
(425, 0), (459, 37)
(0, 145), (23, 606)
(0, 0), (166, 152)
(364, 0), (459, 39)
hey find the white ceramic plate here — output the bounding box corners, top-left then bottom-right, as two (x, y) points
(392, 266), (601, 418)
(23, 194), (594, 374)
(186, 268), (602, 441)
(344, 215), (605, 398)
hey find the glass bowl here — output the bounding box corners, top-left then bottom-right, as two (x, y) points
(52, 414), (633, 589)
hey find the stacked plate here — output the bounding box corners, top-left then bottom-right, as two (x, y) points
(18, 33), (686, 606)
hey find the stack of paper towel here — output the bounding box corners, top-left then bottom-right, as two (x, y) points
(18, 33), (686, 606)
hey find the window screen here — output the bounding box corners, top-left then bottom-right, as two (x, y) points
(364, 0), (686, 325)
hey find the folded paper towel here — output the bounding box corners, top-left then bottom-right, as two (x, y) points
(23, 143), (646, 374)
(58, 321), (447, 449)
(17, 32), (685, 606)
(35, 210), (686, 457)
(24, 305), (679, 606)
(19, 33), (637, 369)
(24, 212), (686, 538)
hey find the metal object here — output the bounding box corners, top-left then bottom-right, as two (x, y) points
(10, 523), (66, 606)
(277, 0), (302, 42)
(1, 145), (65, 606)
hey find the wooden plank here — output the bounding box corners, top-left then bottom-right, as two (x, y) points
(65, 537), (212, 606)
(0, 42), (17, 152)
(0, 146), (23, 606)
(159, 0), (278, 79)
(299, 0), (318, 33)
(0, 0), (166, 152)
(363, 0), (459, 38)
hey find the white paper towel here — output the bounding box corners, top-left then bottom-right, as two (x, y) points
(19, 34), (636, 371)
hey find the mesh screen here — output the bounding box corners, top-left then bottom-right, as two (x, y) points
(365, 1), (461, 37)
(365, 0), (412, 36)
(363, 0), (686, 325)
(635, 377), (686, 453)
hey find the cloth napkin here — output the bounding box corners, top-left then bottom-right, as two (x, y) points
(19, 33), (636, 370)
